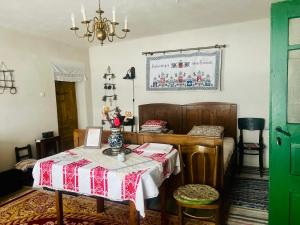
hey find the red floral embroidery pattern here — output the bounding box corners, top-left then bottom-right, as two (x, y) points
(148, 153), (169, 177)
(133, 150), (144, 155)
(142, 120), (167, 127)
(122, 170), (146, 201)
(63, 159), (91, 191)
(39, 160), (55, 187)
(90, 166), (108, 196)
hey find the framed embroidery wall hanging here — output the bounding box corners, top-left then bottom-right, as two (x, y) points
(146, 50), (222, 91)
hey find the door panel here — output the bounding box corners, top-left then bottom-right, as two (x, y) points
(55, 81), (78, 150)
(289, 18), (300, 45)
(290, 192), (300, 225)
(271, 1), (300, 224)
(291, 144), (300, 175)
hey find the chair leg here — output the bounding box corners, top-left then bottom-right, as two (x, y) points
(259, 150), (264, 177)
(239, 149), (244, 172)
(215, 206), (220, 225)
(178, 205), (183, 225)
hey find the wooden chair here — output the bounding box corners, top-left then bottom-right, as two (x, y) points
(15, 144), (36, 186)
(174, 145), (221, 225)
(238, 118), (265, 177)
(15, 144), (33, 162)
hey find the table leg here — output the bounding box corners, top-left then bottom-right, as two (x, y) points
(159, 181), (167, 225)
(129, 201), (140, 225)
(96, 197), (105, 213)
(55, 190), (63, 225)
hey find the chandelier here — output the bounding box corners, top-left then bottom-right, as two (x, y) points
(70, 0), (130, 45)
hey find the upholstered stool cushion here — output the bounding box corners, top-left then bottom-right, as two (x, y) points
(174, 184), (219, 205)
(15, 158), (37, 172)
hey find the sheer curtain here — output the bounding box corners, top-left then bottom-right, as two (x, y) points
(51, 62), (86, 82)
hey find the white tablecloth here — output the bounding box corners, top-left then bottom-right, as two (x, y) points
(32, 144), (180, 217)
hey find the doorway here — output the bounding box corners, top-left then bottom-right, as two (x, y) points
(55, 81), (78, 150)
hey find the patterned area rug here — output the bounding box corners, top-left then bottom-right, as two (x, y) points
(0, 190), (212, 225)
(228, 178), (268, 210)
(0, 167), (269, 225)
(226, 166), (269, 225)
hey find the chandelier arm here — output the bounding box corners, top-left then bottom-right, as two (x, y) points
(102, 17), (109, 23)
(84, 21), (93, 34)
(107, 34), (114, 42)
(92, 16), (101, 33)
(104, 20), (113, 37)
(88, 29), (96, 42)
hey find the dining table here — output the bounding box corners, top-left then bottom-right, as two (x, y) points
(32, 143), (180, 225)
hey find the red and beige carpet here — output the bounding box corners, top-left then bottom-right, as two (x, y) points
(0, 190), (208, 225)
(0, 167), (268, 225)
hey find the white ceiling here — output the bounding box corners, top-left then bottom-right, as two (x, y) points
(0, 0), (271, 49)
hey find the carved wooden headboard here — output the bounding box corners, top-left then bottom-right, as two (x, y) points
(138, 102), (237, 141)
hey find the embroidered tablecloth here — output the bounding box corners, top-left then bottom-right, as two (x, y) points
(32, 144), (180, 217)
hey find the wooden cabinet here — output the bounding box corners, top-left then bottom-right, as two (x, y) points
(36, 136), (61, 159)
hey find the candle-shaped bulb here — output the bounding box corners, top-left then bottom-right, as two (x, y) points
(81, 4), (87, 21)
(110, 24), (114, 34)
(112, 7), (116, 22)
(71, 13), (76, 28)
(124, 16), (128, 29)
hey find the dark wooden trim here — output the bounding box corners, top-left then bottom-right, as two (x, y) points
(129, 201), (140, 225)
(96, 198), (105, 213)
(159, 181), (167, 225)
(55, 190), (63, 225)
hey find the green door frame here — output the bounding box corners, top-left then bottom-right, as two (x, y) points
(270, 0), (300, 224)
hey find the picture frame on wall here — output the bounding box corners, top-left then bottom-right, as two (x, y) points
(146, 50), (222, 91)
(84, 127), (103, 149)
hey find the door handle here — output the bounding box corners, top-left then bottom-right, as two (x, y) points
(275, 126), (291, 137)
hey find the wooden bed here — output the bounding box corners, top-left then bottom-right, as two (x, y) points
(138, 102), (238, 189)
(138, 102), (237, 139)
(73, 102), (237, 190)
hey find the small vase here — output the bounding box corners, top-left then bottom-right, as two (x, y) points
(108, 128), (123, 152)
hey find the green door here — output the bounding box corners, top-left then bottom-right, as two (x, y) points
(270, 1), (300, 224)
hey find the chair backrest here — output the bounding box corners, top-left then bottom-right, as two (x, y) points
(15, 144), (32, 162)
(238, 118), (265, 131)
(238, 118), (265, 145)
(178, 145), (220, 188)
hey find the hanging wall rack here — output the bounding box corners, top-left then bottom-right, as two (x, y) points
(0, 61), (17, 94)
(142, 44), (226, 56)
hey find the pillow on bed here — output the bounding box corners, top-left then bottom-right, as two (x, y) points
(141, 120), (167, 128)
(187, 125), (224, 137)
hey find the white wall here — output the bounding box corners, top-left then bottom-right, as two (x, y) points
(89, 19), (270, 168)
(0, 27), (92, 172)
